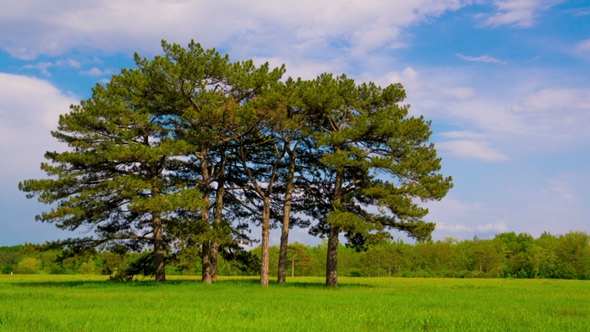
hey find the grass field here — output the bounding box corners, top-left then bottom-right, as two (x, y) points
(0, 275), (588, 331)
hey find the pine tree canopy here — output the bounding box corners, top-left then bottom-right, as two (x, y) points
(19, 40), (452, 284)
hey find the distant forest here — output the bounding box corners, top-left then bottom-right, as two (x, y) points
(2, 230), (589, 280)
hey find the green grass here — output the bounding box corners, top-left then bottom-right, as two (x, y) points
(0, 275), (588, 331)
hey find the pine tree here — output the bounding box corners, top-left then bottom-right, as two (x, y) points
(19, 60), (204, 282)
(300, 74), (453, 286)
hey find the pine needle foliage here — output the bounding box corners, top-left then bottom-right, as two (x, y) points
(19, 41), (452, 285)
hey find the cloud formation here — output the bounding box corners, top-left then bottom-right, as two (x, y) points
(456, 53), (507, 64)
(480, 0), (565, 27)
(437, 140), (509, 162)
(0, 0), (471, 61)
(0, 73), (75, 177)
(79, 67), (115, 76)
(1, 0), (589, 245)
(22, 59), (81, 77)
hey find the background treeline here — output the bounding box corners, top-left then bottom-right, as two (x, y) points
(3, 230), (589, 280)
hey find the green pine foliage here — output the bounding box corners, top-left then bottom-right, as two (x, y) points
(19, 40), (454, 284)
(18, 53), (206, 282)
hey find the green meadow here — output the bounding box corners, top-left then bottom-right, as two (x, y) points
(1, 275), (588, 331)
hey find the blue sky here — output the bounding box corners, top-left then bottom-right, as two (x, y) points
(1, 0), (589, 246)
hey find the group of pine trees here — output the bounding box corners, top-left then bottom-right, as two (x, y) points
(19, 41), (452, 286)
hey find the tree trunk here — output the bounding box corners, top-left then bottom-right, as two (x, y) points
(200, 151), (213, 284)
(153, 211), (166, 282)
(201, 205), (213, 284)
(210, 243), (219, 281)
(326, 224), (340, 286)
(278, 154), (295, 284)
(260, 197), (271, 286)
(202, 241), (212, 284)
(326, 169), (343, 287)
(211, 153), (226, 282)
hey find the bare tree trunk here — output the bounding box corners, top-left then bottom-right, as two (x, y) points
(278, 154), (295, 284)
(326, 224), (340, 286)
(260, 197), (271, 286)
(210, 243), (219, 281)
(200, 206), (213, 284)
(153, 211), (166, 282)
(202, 241), (212, 284)
(326, 170), (343, 287)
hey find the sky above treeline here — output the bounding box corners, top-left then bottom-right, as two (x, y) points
(1, 0), (589, 246)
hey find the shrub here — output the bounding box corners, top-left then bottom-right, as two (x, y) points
(14, 258), (41, 274)
(80, 261), (96, 275)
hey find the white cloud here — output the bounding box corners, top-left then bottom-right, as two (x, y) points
(0, 0), (472, 62)
(424, 194), (510, 239)
(574, 38), (590, 55)
(456, 53), (507, 64)
(350, 18), (401, 57)
(442, 87), (475, 100)
(253, 56), (349, 81)
(22, 58), (82, 76)
(0, 73), (76, 177)
(79, 67), (115, 76)
(477, 220), (508, 233)
(0, 73), (79, 245)
(424, 174), (590, 240)
(362, 67), (421, 91)
(512, 88), (590, 112)
(23, 62), (54, 77)
(437, 139), (509, 162)
(58, 59), (82, 69)
(572, 7), (590, 16)
(438, 131), (485, 140)
(373, 65), (590, 156)
(480, 0), (565, 27)
(541, 176), (576, 203)
(510, 88), (590, 142)
(436, 222), (471, 232)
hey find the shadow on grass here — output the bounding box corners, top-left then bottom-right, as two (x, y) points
(8, 279), (192, 288)
(215, 278), (374, 289)
(9, 277), (374, 289)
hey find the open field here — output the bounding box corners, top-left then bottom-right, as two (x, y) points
(0, 275), (588, 331)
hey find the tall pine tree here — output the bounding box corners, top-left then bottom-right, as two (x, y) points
(300, 74), (452, 286)
(19, 62), (204, 282)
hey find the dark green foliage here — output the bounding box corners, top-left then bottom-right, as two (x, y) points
(0, 245), (22, 274)
(109, 252), (155, 281)
(250, 231), (590, 279)
(3, 230), (589, 279)
(219, 243), (261, 275)
(18, 40), (454, 284)
(294, 74), (452, 285)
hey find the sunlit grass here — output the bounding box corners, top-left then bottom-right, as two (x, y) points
(0, 275), (588, 331)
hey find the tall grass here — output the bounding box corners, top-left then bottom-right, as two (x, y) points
(1, 275), (588, 331)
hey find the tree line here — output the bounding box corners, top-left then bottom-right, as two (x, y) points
(19, 40), (452, 286)
(3, 231), (589, 280)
